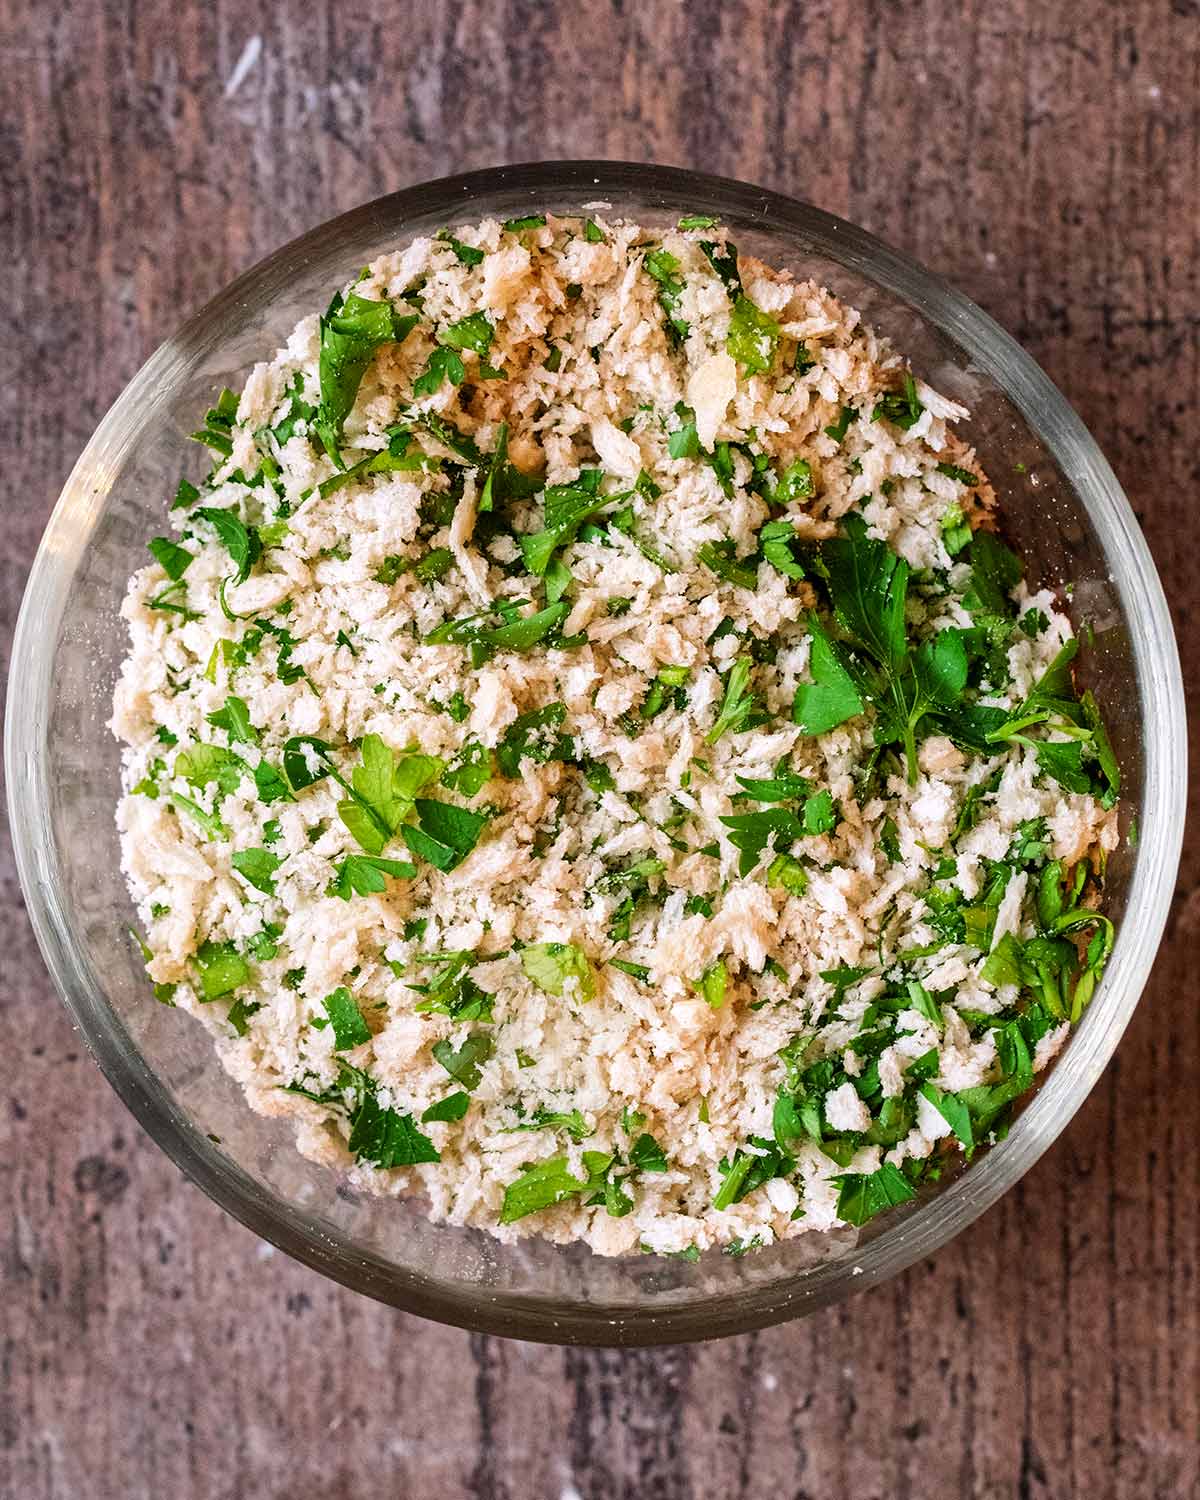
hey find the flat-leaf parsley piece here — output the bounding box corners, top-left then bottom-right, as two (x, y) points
(706, 657), (759, 744)
(520, 942), (595, 1001)
(401, 798), (487, 872)
(338, 735), (443, 855)
(147, 536), (194, 580)
(834, 1162), (916, 1224)
(432, 1032), (495, 1090)
(231, 847), (282, 895)
(331, 854), (417, 900)
(322, 986), (372, 1050)
(499, 1150), (615, 1224)
(195, 941), (249, 1001)
(315, 290), (418, 459)
(727, 296), (780, 375)
(644, 248), (689, 342)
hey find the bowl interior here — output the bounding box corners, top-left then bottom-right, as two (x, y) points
(8, 164), (1183, 1344)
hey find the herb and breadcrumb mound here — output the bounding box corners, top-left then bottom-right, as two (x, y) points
(113, 210), (1120, 1257)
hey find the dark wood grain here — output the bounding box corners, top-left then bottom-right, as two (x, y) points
(2, 2), (1198, 1496)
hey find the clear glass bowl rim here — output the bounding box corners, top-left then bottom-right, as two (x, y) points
(7, 160), (1186, 1345)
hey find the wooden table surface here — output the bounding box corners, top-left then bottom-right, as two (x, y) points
(3, 3), (1197, 1496)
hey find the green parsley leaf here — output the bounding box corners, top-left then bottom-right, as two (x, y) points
(226, 997), (261, 1036)
(698, 539), (758, 590)
(706, 657), (758, 744)
(410, 951), (495, 1022)
(402, 798), (488, 872)
(937, 461), (978, 485)
(348, 1089), (440, 1168)
(443, 738), (493, 798)
(432, 1031), (495, 1090)
(727, 295), (780, 374)
(834, 1162), (916, 1225)
(713, 1141), (794, 1210)
(872, 372), (924, 430)
(495, 702), (573, 777)
(735, 772), (810, 802)
(253, 760), (293, 805)
(810, 516), (973, 777)
(412, 345), (466, 397)
(206, 695), (258, 745)
(773, 458), (817, 505)
(194, 506), (261, 586)
(520, 942), (595, 1001)
(169, 792), (228, 841)
(819, 517), (908, 670)
(699, 238), (742, 297)
(499, 1155), (589, 1223)
(503, 214), (546, 232)
(667, 404), (700, 459)
(315, 290), (418, 458)
(644, 248), (689, 342)
(331, 853), (416, 900)
(794, 343), (816, 374)
(148, 536), (194, 580)
(320, 987), (371, 1050)
(172, 476), (200, 510)
(792, 615), (864, 735)
(231, 846), (282, 895)
(519, 477), (613, 574)
(195, 940), (249, 1001)
(919, 1081), (974, 1150)
(145, 577), (200, 621)
(175, 742), (246, 794)
(475, 419), (538, 512)
(414, 411), (486, 467)
(1035, 739), (1094, 794)
(422, 1091), (471, 1123)
(801, 789), (836, 835)
(441, 311), (494, 356)
(336, 735), (443, 855)
(719, 808), (805, 877)
(189, 387), (238, 456)
(767, 854), (809, 894)
(426, 601), (571, 661)
(629, 1133), (668, 1172)
(510, 1107), (591, 1141)
(695, 958), (727, 1009)
(905, 978), (943, 1029)
(759, 519), (807, 580)
(318, 441), (435, 499)
(438, 231), (485, 265)
(1080, 689), (1120, 798)
(941, 502), (972, 556)
(823, 405), (854, 443)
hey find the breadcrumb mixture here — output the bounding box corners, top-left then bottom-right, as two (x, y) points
(113, 211), (1119, 1256)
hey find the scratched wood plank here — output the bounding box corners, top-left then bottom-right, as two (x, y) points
(1, 1), (1197, 1497)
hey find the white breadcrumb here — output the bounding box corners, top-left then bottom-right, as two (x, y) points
(112, 212), (1119, 1258)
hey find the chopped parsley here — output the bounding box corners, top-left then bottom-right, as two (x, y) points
(315, 290), (418, 459)
(520, 942), (594, 1001)
(727, 296), (780, 374)
(231, 847), (282, 895)
(321, 987), (372, 1050)
(644, 248), (689, 342)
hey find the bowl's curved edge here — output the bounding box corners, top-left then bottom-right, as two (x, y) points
(6, 161), (1187, 1345)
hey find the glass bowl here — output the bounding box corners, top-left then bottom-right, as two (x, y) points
(7, 162), (1184, 1345)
